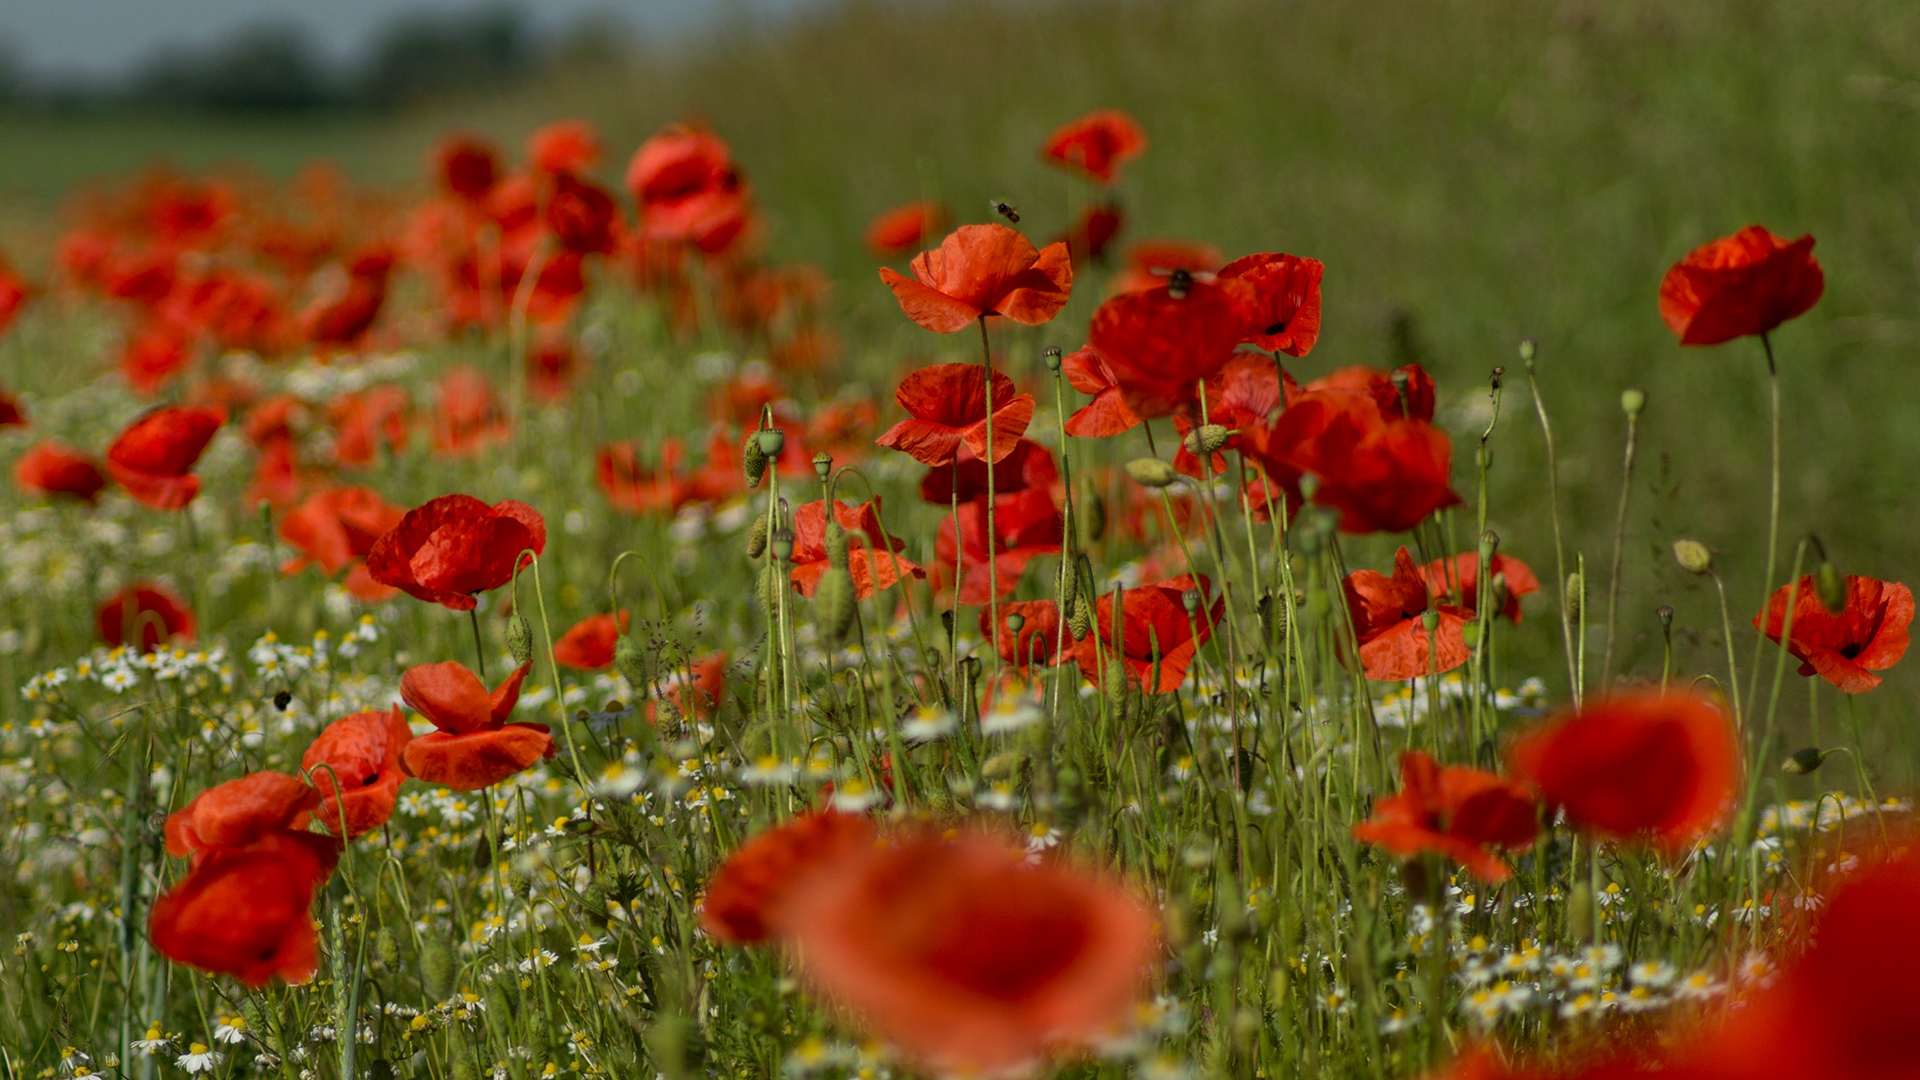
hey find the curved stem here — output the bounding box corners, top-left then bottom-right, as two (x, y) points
(1600, 404), (1640, 691)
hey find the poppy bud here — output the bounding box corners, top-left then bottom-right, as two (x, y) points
(1518, 339), (1537, 364)
(1182, 424), (1231, 457)
(615, 635), (647, 689)
(1006, 611), (1026, 634)
(743, 436), (769, 487)
(770, 524), (795, 563)
(1182, 588), (1202, 615)
(755, 427), (786, 459)
(756, 561), (784, 617)
(486, 984), (514, 1026)
(1079, 487), (1107, 544)
(1102, 656), (1129, 719)
(812, 451), (832, 481)
(376, 926), (400, 969)
(1042, 345), (1062, 372)
(509, 869), (534, 898)
(506, 613), (534, 667)
(1563, 572), (1583, 623)
(1620, 388), (1646, 416)
(1672, 539), (1713, 576)
(1067, 593), (1093, 640)
(1478, 530), (1500, 567)
(1781, 746), (1837, 775)
(1816, 560), (1847, 615)
(1489, 572), (1511, 616)
(1657, 604), (1675, 632)
(745, 514), (769, 559)
(421, 940), (455, 1000)
(1125, 458), (1180, 489)
(815, 567), (856, 643)
(824, 520), (849, 570)
(1298, 472), (1321, 500)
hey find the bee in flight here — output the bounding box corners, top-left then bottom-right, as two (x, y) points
(990, 200), (1020, 224)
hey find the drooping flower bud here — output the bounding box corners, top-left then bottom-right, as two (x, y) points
(1079, 486), (1107, 544)
(745, 514), (769, 559)
(421, 940), (455, 1001)
(506, 612), (534, 667)
(1125, 458), (1180, 489)
(1815, 560), (1847, 615)
(1781, 746), (1837, 775)
(824, 519), (849, 570)
(615, 635), (647, 689)
(743, 435), (769, 487)
(1672, 539), (1713, 576)
(1066, 592), (1093, 640)
(815, 567), (856, 642)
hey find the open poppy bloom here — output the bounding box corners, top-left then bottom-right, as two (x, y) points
(365, 494), (546, 611)
(1659, 225), (1824, 345)
(13, 441), (107, 504)
(1354, 751), (1539, 882)
(165, 771), (318, 859)
(701, 811), (877, 944)
(553, 610), (630, 670)
(328, 385), (411, 467)
(105, 404), (225, 510)
(1507, 691), (1741, 852)
(149, 829), (339, 987)
(1080, 276), (1253, 419)
(1420, 552), (1540, 624)
(1754, 574), (1912, 694)
(1060, 346), (1144, 438)
(1068, 574), (1224, 693)
(935, 487), (1063, 605)
(1040, 108), (1148, 183)
(865, 200), (950, 259)
(783, 827), (1157, 1076)
(279, 486), (408, 601)
(430, 366), (511, 457)
(1171, 351), (1289, 476)
(1306, 363), (1436, 422)
(399, 660), (553, 791)
(545, 172), (621, 255)
(981, 600), (1063, 670)
(434, 134), (500, 202)
(878, 223), (1072, 334)
(97, 582), (196, 652)
(528, 118), (601, 175)
(1268, 389), (1461, 533)
(1344, 548), (1474, 681)
(301, 707), (412, 838)
(788, 499), (924, 600)
(918, 438), (1058, 506)
(876, 363), (1034, 466)
(1218, 252), (1323, 357)
(1053, 203), (1124, 267)
(1110, 238), (1223, 296)
(624, 126), (751, 253)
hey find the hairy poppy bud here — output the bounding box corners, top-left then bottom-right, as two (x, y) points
(1621, 388), (1646, 416)
(375, 926), (400, 968)
(1816, 561), (1847, 615)
(1067, 593), (1093, 640)
(1182, 424), (1230, 457)
(451, 1059), (478, 1080)
(745, 514), (769, 559)
(1080, 487), (1107, 544)
(506, 612), (534, 667)
(486, 984), (514, 1026)
(1490, 572), (1511, 616)
(824, 519), (849, 570)
(1672, 539), (1713, 576)
(1564, 571), (1583, 622)
(756, 561), (784, 617)
(743, 435), (769, 487)
(755, 427), (786, 459)
(614, 635), (646, 688)
(1781, 746), (1837, 775)
(770, 524), (795, 563)
(1042, 345), (1062, 372)
(1125, 458), (1180, 489)
(421, 940), (455, 1000)
(815, 567), (856, 642)
(811, 451), (832, 481)
(1102, 656), (1129, 718)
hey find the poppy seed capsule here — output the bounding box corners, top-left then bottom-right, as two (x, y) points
(506, 612), (534, 667)
(745, 514), (769, 559)
(754, 428), (785, 459)
(1182, 588), (1202, 615)
(743, 436), (769, 486)
(1816, 561), (1847, 614)
(770, 524), (795, 563)
(1621, 388), (1646, 416)
(812, 451), (832, 481)
(1657, 604), (1675, 631)
(1672, 539), (1713, 576)
(1182, 424), (1231, 457)
(614, 635), (646, 688)
(1042, 345), (1062, 372)
(815, 567), (856, 642)
(1125, 458), (1180, 489)
(1006, 612), (1025, 634)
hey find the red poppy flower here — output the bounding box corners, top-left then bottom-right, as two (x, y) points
(1754, 575), (1912, 694)
(918, 438), (1058, 506)
(149, 829), (338, 987)
(545, 172), (621, 255)
(788, 499), (924, 600)
(876, 363), (1035, 467)
(399, 660), (553, 791)
(981, 600), (1063, 669)
(1306, 364), (1436, 422)
(328, 385), (411, 467)
(165, 771), (318, 859)
(278, 486), (408, 601)
(365, 494), (546, 611)
(935, 487), (1063, 605)
(105, 404), (224, 510)
(879, 223), (1073, 334)
(783, 827), (1157, 1076)
(430, 366), (511, 457)
(1268, 390), (1461, 533)
(302, 707), (412, 838)
(1659, 225), (1824, 346)
(1081, 276), (1253, 419)
(1354, 751), (1539, 882)
(596, 437), (698, 515)
(1041, 108), (1148, 184)
(866, 200), (951, 259)
(1110, 238), (1223, 295)
(0, 391), (22, 427)
(624, 126), (751, 253)
(97, 582), (196, 652)
(1507, 691), (1741, 852)
(300, 246), (391, 348)
(650, 651), (732, 725)
(1068, 574), (1224, 693)
(1053, 203), (1124, 268)
(1217, 252), (1323, 357)
(0, 257), (27, 336)
(1420, 552), (1540, 624)
(553, 610), (630, 670)
(120, 322), (196, 397)
(1343, 547), (1473, 681)
(13, 441), (106, 504)
(434, 134), (500, 202)
(528, 118), (601, 175)
(701, 811), (877, 944)
(1060, 346), (1144, 437)
(528, 330), (586, 402)
(1171, 351), (1289, 476)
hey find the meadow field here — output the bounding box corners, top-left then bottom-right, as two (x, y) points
(0, 0), (1917, 1077)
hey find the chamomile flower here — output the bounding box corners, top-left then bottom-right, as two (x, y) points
(212, 1015), (249, 1043)
(1628, 960), (1677, 988)
(175, 1044), (222, 1074)
(901, 705), (955, 742)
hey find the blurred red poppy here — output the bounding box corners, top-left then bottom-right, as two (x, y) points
(0, 391), (22, 427)
(982, 600), (1064, 669)
(365, 494), (546, 611)
(120, 322), (196, 397)
(918, 438), (1057, 506)
(13, 441), (106, 504)
(1110, 238), (1222, 295)
(97, 582), (196, 652)
(1053, 203), (1124, 268)
(702, 811), (877, 944)
(879, 223), (1072, 334)
(434, 134), (500, 202)
(1041, 108), (1148, 184)
(0, 256), (28, 336)
(553, 610), (630, 670)
(1218, 252), (1323, 357)
(1420, 552), (1540, 624)
(876, 363), (1034, 466)
(106, 404), (224, 510)
(935, 487), (1063, 604)
(1354, 751), (1539, 882)
(1344, 547), (1473, 681)
(528, 118), (601, 176)
(528, 330), (586, 402)
(1306, 364), (1435, 422)
(149, 829), (338, 987)
(1081, 276), (1252, 419)
(300, 245), (392, 348)
(784, 827), (1156, 1076)
(1754, 574), (1912, 694)
(1061, 346), (1144, 437)
(329, 385), (411, 467)
(625, 126), (750, 253)
(278, 486), (408, 601)
(1507, 691), (1741, 852)
(789, 499), (924, 600)
(596, 438), (697, 515)
(866, 200), (950, 259)
(399, 660), (553, 790)
(650, 650), (732, 726)
(545, 172), (621, 255)
(1659, 225), (1824, 346)
(1268, 390), (1461, 533)
(165, 771), (318, 859)
(430, 366), (511, 457)
(302, 707), (412, 838)
(1069, 574), (1223, 693)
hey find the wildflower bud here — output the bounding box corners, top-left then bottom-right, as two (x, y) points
(1478, 529), (1499, 567)
(1042, 345), (1062, 372)
(811, 451), (832, 481)
(421, 941), (455, 1000)
(1563, 572), (1583, 622)
(614, 635), (646, 689)
(1489, 572), (1510, 616)
(1620, 388), (1646, 416)
(526, 1011), (553, 1063)
(1782, 746), (1836, 775)
(754, 427), (785, 459)
(743, 435), (769, 487)
(1182, 424), (1231, 458)
(1816, 561), (1848, 615)
(1518, 339), (1537, 364)
(506, 613), (534, 667)
(824, 519), (849, 570)
(1125, 458), (1180, 489)
(509, 869), (534, 898)
(1067, 593), (1093, 640)
(745, 514), (769, 559)
(375, 926), (400, 969)
(486, 984), (513, 1024)
(770, 524), (795, 563)
(1672, 539), (1713, 576)
(1182, 588), (1202, 615)
(1005, 612), (1025, 634)
(1657, 604), (1675, 632)
(814, 567), (857, 643)
(1102, 657), (1129, 719)
(1167, 268), (1193, 299)
(1079, 488), (1107, 544)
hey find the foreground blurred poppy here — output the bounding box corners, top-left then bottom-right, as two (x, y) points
(279, 486), (408, 601)
(1354, 751), (1539, 882)
(97, 582), (196, 652)
(1060, 346), (1144, 437)
(788, 499), (924, 600)
(545, 172), (621, 255)
(1218, 252), (1324, 357)
(624, 126), (750, 253)
(784, 827), (1156, 1076)
(1507, 692), (1740, 852)
(1068, 574), (1223, 693)
(165, 771), (317, 859)
(1344, 548), (1473, 681)
(366, 494), (545, 611)
(876, 363), (1034, 466)
(1659, 225), (1824, 346)
(399, 660), (553, 790)
(302, 707), (412, 838)
(1421, 551), (1540, 624)
(879, 223), (1072, 334)
(1754, 574), (1912, 694)
(865, 200), (950, 259)
(1041, 108), (1148, 184)
(150, 830), (338, 987)
(553, 610), (630, 670)
(105, 404), (225, 510)
(528, 118), (601, 176)
(701, 811), (877, 944)
(13, 441), (107, 504)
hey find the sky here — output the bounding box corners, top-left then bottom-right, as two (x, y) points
(0, 0), (802, 83)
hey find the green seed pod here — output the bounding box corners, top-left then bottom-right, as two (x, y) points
(615, 635), (647, 689)
(506, 612), (534, 667)
(1102, 657), (1129, 718)
(1125, 457), (1180, 489)
(1816, 561), (1848, 615)
(745, 514), (769, 559)
(743, 435), (769, 487)
(815, 567), (856, 643)
(1067, 593), (1093, 640)
(1672, 539), (1713, 576)
(811, 451), (833, 481)
(1079, 487), (1107, 544)
(1042, 346), (1063, 372)
(375, 926), (400, 969)
(770, 524), (795, 563)
(1182, 423), (1231, 457)
(755, 427), (786, 459)
(1782, 746), (1836, 775)
(421, 940), (455, 1001)
(824, 519), (849, 570)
